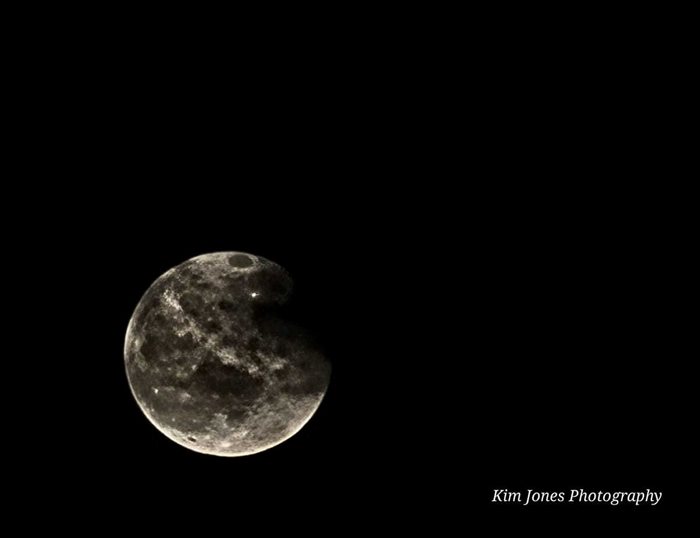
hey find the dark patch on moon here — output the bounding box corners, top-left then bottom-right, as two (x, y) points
(124, 252), (331, 456)
(228, 254), (254, 268)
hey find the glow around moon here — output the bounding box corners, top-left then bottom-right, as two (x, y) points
(124, 252), (331, 456)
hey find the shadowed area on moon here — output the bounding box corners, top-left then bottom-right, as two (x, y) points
(124, 252), (331, 456)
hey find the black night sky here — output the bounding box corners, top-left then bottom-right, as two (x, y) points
(23, 17), (689, 531)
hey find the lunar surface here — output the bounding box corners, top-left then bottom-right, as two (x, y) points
(124, 252), (331, 456)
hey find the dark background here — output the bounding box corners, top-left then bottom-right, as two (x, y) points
(21, 11), (691, 530)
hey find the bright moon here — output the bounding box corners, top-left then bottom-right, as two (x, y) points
(124, 252), (331, 456)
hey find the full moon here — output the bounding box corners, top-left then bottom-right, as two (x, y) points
(124, 252), (331, 456)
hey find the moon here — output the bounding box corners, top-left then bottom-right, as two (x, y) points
(124, 252), (331, 456)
